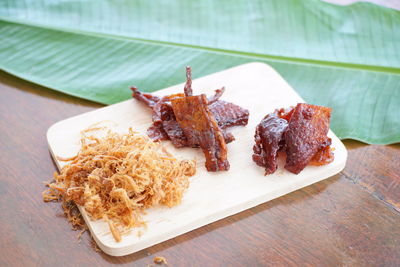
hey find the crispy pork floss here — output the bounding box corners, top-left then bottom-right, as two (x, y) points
(131, 66), (249, 171)
(253, 104), (334, 175)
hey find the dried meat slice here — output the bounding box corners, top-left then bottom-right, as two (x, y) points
(147, 123), (169, 141)
(162, 120), (235, 147)
(208, 87), (225, 104)
(284, 103), (332, 174)
(131, 87), (248, 144)
(275, 106), (295, 121)
(152, 94), (184, 123)
(184, 66), (193, 97)
(209, 100), (249, 129)
(222, 130), (235, 144)
(149, 115), (236, 147)
(131, 86), (160, 108)
(162, 120), (189, 148)
(309, 137), (334, 166)
(171, 94), (229, 171)
(252, 114), (288, 174)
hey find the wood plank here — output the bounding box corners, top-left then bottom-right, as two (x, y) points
(343, 141), (400, 213)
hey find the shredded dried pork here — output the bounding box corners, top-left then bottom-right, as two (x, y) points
(43, 127), (196, 242)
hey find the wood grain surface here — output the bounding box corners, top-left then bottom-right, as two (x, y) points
(1, 68), (399, 267)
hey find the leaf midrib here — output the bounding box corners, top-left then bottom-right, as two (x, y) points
(1, 16), (400, 75)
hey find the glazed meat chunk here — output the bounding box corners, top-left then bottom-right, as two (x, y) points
(253, 114), (288, 175)
(284, 103), (332, 174)
(171, 94), (229, 172)
(252, 104), (334, 175)
(131, 66), (249, 172)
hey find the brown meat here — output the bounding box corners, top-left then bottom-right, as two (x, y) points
(222, 130), (235, 144)
(184, 66), (193, 97)
(148, 113), (238, 146)
(147, 123), (169, 141)
(252, 114), (288, 174)
(171, 94), (229, 171)
(151, 94), (184, 123)
(309, 137), (334, 166)
(162, 120), (189, 148)
(208, 87), (225, 104)
(275, 106), (295, 121)
(209, 100), (249, 129)
(131, 67), (249, 172)
(132, 88), (247, 146)
(131, 86), (160, 108)
(284, 103), (332, 174)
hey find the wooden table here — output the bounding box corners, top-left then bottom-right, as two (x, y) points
(1, 69), (399, 266)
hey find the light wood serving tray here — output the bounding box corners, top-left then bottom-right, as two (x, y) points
(47, 62), (347, 256)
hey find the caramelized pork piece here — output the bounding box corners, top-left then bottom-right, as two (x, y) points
(252, 114), (288, 174)
(162, 120), (189, 148)
(151, 94), (184, 124)
(253, 103), (334, 175)
(222, 131), (235, 144)
(131, 86), (160, 108)
(309, 137), (334, 166)
(184, 66), (193, 97)
(147, 123), (169, 141)
(134, 88), (186, 143)
(171, 94), (229, 171)
(209, 100), (249, 129)
(131, 66), (249, 172)
(208, 87), (225, 104)
(284, 103), (332, 174)
(275, 106), (295, 121)
(131, 88), (249, 145)
(163, 119), (236, 147)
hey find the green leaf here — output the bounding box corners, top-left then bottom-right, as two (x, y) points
(0, 0), (399, 144)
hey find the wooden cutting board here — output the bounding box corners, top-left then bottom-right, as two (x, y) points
(47, 62), (347, 256)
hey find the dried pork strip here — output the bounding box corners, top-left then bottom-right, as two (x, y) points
(209, 100), (249, 129)
(131, 86), (160, 108)
(184, 66), (193, 97)
(222, 131), (235, 144)
(253, 104), (334, 175)
(309, 137), (334, 166)
(152, 94), (184, 124)
(171, 94), (229, 171)
(132, 88), (248, 145)
(162, 120), (189, 148)
(208, 87), (225, 104)
(147, 123), (169, 141)
(252, 114), (288, 174)
(275, 106), (295, 121)
(277, 106), (334, 167)
(284, 103), (332, 174)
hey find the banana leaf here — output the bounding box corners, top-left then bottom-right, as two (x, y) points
(0, 0), (399, 144)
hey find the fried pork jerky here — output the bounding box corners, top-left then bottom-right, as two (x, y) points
(131, 67), (249, 171)
(252, 114), (288, 175)
(253, 103), (333, 175)
(172, 94), (229, 171)
(284, 103), (332, 174)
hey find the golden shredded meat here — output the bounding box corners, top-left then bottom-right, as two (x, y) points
(43, 127), (196, 242)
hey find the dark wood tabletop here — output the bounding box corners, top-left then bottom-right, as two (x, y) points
(1, 69), (399, 267)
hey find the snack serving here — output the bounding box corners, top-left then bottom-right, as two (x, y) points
(43, 126), (196, 242)
(253, 103), (334, 175)
(132, 67), (249, 171)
